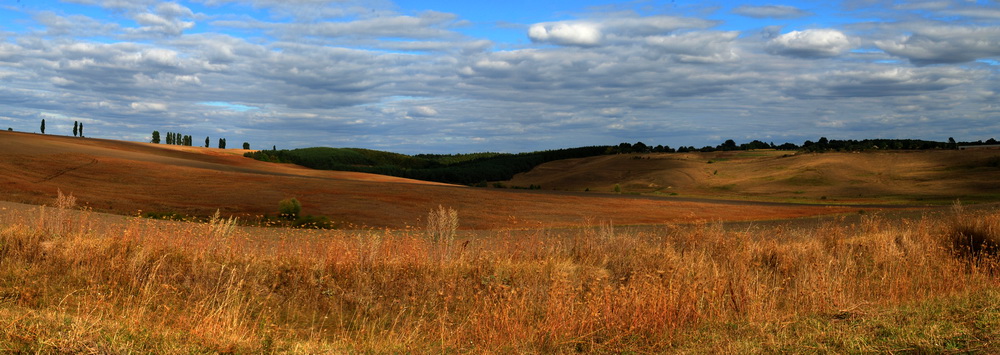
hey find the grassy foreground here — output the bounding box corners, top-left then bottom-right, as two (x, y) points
(0, 199), (998, 353)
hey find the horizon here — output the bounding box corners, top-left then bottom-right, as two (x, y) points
(1, 0), (999, 154)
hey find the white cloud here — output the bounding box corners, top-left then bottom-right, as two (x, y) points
(528, 22), (602, 46)
(766, 29), (853, 58)
(130, 102), (168, 112)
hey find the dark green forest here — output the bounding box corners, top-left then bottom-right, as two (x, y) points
(244, 146), (611, 185)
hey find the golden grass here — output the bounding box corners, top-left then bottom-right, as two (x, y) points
(0, 200), (998, 353)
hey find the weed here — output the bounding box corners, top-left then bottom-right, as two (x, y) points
(946, 201), (1000, 260)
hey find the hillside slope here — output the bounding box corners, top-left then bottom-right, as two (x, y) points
(0, 131), (861, 229)
(505, 150), (1000, 204)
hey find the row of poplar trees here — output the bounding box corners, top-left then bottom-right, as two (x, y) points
(150, 131), (248, 149)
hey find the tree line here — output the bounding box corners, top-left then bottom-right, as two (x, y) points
(151, 130), (249, 150)
(609, 137), (998, 154)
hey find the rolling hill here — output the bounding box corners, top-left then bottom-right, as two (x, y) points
(0, 131), (864, 229)
(504, 149), (1000, 205)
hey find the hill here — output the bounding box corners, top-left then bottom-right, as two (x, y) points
(0, 131), (861, 229)
(504, 149), (1000, 205)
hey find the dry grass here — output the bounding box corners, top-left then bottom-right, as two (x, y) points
(0, 199), (998, 353)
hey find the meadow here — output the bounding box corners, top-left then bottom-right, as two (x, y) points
(0, 195), (997, 353)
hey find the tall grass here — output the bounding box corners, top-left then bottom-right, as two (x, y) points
(0, 201), (998, 353)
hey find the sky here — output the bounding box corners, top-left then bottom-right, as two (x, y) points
(1, 0), (999, 154)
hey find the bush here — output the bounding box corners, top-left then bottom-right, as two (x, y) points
(278, 198), (302, 220)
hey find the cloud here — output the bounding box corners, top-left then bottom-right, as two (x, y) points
(766, 29), (853, 58)
(733, 5), (812, 19)
(130, 101), (168, 112)
(791, 67), (975, 98)
(602, 15), (718, 37)
(2, 0), (999, 153)
(288, 11), (462, 40)
(876, 26), (1000, 65)
(645, 31), (740, 63)
(408, 106), (438, 117)
(528, 22), (602, 46)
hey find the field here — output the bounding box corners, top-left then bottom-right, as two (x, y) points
(0, 131), (865, 229)
(1, 131), (999, 353)
(505, 149), (1000, 205)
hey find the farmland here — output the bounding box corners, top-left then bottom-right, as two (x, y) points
(0, 130), (998, 353)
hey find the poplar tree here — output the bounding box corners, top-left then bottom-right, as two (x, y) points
(73, 121), (78, 137)
(40, 119), (45, 134)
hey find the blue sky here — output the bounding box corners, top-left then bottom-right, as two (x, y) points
(1, 0), (999, 153)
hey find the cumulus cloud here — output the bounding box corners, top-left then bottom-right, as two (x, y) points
(733, 5), (812, 19)
(876, 26), (1000, 65)
(766, 29), (853, 58)
(528, 22), (602, 46)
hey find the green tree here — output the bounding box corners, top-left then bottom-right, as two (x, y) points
(79, 123), (83, 137)
(278, 198), (302, 220)
(40, 119), (45, 134)
(151, 131), (160, 144)
(205, 136), (210, 148)
(219, 138), (226, 149)
(614, 183), (622, 194)
(73, 121), (78, 137)
(242, 142), (250, 150)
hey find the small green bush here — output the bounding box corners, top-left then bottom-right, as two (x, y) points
(278, 198), (302, 220)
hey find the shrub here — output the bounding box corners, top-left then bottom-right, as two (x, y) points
(278, 198), (301, 220)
